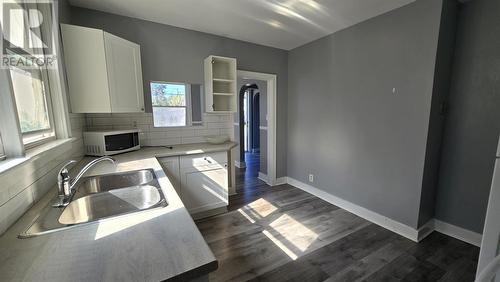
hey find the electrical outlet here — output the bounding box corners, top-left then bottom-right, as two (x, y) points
(309, 174), (314, 183)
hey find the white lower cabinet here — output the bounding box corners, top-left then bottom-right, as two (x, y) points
(158, 156), (181, 195)
(181, 166), (228, 213)
(158, 152), (228, 215)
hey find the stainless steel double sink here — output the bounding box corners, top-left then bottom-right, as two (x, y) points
(19, 169), (168, 238)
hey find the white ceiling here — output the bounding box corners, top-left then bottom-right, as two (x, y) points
(68, 0), (416, 50)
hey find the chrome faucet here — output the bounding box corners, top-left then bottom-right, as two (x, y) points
(53, 156), (116, 207)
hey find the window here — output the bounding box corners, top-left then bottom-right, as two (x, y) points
(151, 82), (189, 127)
(2, 1), (56, 147)
(0, 0), (68, 160)
(9, 65), (55, 145)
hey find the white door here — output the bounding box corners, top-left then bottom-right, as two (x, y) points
(181, 167), (228, 214)
(477, 139), (500, 282)
(104, 32), (144, 113)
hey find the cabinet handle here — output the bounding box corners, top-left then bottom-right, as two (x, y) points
(204, 157), (212, 164)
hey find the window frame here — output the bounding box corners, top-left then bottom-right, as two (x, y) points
(150, 81), (192, 128)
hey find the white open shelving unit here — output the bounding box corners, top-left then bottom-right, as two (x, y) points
(204, 55), (237, 113)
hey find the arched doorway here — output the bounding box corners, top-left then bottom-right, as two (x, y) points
(238, 83), (260, 168)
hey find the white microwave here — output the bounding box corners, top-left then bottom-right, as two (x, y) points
(83, 129), (140, 156)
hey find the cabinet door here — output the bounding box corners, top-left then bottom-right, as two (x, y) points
(158, 157), (181, 195)
(104, 32), (145, 113)
(181, 167), (228, 214)
(61, 24), (111, 113)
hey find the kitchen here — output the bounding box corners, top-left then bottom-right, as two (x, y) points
(0, 0), (499, 281)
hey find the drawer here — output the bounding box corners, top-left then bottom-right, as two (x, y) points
(180, 151), (228, 169)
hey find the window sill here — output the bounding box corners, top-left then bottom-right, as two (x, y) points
(0, 138), (74, 175)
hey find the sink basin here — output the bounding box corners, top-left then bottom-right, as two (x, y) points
(75, 169), (154, 196)
(59, 185), (162, 225)
(19, 169), (167, 238)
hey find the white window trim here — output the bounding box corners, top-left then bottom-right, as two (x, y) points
(151, 81), (192, 128)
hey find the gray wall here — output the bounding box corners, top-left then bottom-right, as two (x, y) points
(417, 0), (458, 227)
(58, 0), (72, 24)
(70, 7), (288, 178)
(435, 0), (500, 233)
(287, 0), (443, 228)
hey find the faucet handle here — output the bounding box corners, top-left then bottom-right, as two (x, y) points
(58, 160), (77, 177)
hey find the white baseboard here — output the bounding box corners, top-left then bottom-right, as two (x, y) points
(271, 177), (482, 246)
(434, 219), (482, 247)
(275, 177), (287, 185)
(234, 160), (246, 169)
(286, 177), (420, 242)
(416, 219), (435, 242)
(258, 172), (268, 182)
(258, 173), (287, 186)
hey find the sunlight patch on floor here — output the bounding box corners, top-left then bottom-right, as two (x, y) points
(237, 208), (256, 223)
(269, 214), (318, 252)
(245, 198), (278, 217)
(235, 197), (319, 259)
(262, 230), (298, 260)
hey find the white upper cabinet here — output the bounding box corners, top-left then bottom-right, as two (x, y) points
(104, 32), (144, 113)
(61, 24), (145, 113)
(204, 55), (237, 113)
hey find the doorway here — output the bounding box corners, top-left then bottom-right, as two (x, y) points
(234, 70), (277, 186)
(241, 85), (260, 154)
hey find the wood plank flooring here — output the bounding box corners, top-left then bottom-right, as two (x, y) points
(196, 153), (479, 282)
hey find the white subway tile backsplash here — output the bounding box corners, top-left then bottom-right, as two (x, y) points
(86, 112), (233, 146)
(219, 128), (234, 138)
(149, 132), (166, 140)
(181, 136), (205, 144)
(0, 186), (34, 235)
(0, 114), (87, 236)
(149, 137), (181, 146)
(196, 129), (219, 137)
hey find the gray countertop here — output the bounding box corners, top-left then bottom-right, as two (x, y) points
(0, 142), (237, 282)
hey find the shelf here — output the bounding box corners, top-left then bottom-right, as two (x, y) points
(213, 78), (234, 83)
(205, 55), (237, 113)
(213, 92), (234, 96)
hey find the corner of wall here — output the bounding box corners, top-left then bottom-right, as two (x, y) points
(417, 0), (459, 228)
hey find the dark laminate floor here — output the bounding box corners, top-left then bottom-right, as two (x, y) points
(196, 152), (479, 282)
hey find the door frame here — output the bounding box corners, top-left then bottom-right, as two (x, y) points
(237, 70), (277, 186)
(477, 139), (500, 281)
